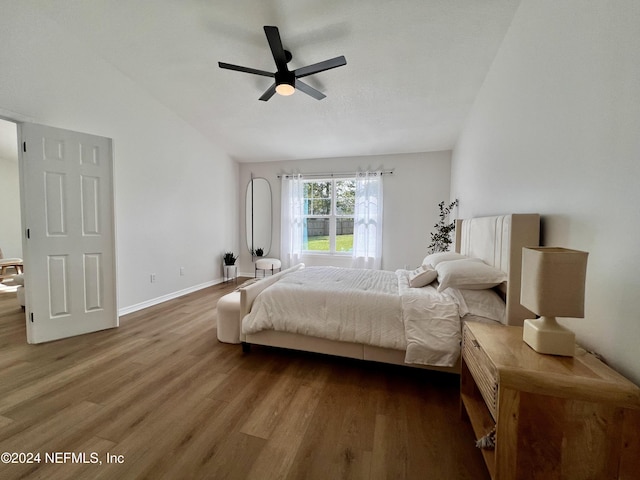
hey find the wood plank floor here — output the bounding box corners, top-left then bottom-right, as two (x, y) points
(0, 280), (489, 479)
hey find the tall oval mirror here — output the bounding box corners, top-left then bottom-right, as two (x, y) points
(246, 177), (272, 256)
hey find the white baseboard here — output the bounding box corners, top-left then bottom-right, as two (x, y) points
(118, 278), (222, 316)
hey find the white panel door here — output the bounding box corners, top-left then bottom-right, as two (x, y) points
(19, 123), (117, 343)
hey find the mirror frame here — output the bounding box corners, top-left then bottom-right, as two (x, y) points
(246, 177), (272, 256)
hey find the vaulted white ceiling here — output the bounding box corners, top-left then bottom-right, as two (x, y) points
(30, 0), (521, 162)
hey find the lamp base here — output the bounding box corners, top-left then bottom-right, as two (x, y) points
(523, 316), (575, 356)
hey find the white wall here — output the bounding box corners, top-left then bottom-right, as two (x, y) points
(0, 3), (239, 312)
(238, 151), (451, 275)
(451, 0), (640, 382)
(0, 118), (21, 260)
(0, 155), (22, 259)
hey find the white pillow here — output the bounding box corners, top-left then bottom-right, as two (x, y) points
(422, 251), (469, 267)
(436, 259), (507, 292)
(408, 265), (437, 288)
(457, 289), (506, 324)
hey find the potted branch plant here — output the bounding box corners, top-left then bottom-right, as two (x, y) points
(253, 247), (264, 257)
(427, 199), (459, 253)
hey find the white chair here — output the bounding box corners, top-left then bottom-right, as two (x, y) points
(0, 247), (23, 283)
(255, 258), (281, 277)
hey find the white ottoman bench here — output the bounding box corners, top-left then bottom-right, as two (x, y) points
(255, 257), (281, 277)
(216, 291), (241, 344)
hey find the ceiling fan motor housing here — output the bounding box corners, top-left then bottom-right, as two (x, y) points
(275, 70), (295, 88)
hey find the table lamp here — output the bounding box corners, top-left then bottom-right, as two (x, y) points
(520, 247), (589, 356)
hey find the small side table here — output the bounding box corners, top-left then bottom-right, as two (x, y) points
(223, 264), (237, 283)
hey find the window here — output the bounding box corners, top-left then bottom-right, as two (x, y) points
(302, 178), (355, 253)
(280, 171), (383, 270)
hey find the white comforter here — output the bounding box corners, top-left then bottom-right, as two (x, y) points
(241, 266), (462, 367)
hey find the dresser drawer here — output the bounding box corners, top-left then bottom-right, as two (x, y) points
(462, 325), (498, 419)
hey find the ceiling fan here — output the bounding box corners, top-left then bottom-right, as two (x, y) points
(218, 26), (347, 101)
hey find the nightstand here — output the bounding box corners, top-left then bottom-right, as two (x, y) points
(460, 322), (640, 480)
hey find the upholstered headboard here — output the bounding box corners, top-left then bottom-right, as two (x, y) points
(455, 214), (540, 326)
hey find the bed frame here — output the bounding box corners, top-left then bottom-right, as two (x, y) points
(239, 214), (540, 373)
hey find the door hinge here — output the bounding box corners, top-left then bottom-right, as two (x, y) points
(23, 141), (26, 152)
(30, 313), (34, 323)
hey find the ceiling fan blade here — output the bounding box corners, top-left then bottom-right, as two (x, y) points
(264, 26), (289, 71)
(218, 62), (274, 78)
(295, 79), (326, 100)
(259, 83), (278, 101)
(294, 56), (347, 79)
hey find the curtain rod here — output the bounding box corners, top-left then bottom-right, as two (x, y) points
(277, 170), (394, 179)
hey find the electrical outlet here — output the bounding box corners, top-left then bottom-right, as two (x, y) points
(150, 273), (156, 283)
(180, 267), (185, 276)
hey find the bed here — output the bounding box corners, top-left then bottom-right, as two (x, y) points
(239, 214), (540, 373)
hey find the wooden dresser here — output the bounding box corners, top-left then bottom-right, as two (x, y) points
(460, 322), (640, 480)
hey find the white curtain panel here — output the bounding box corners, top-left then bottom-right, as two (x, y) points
(352, 171), (383, 269)
(280, 174), (305, 268)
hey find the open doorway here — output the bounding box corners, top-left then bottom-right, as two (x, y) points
(0, 118), (22, 303)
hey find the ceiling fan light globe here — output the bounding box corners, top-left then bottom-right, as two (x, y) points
(275, 83), (295, 96)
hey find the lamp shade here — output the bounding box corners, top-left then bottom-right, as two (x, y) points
(521, 247), (588, 318)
